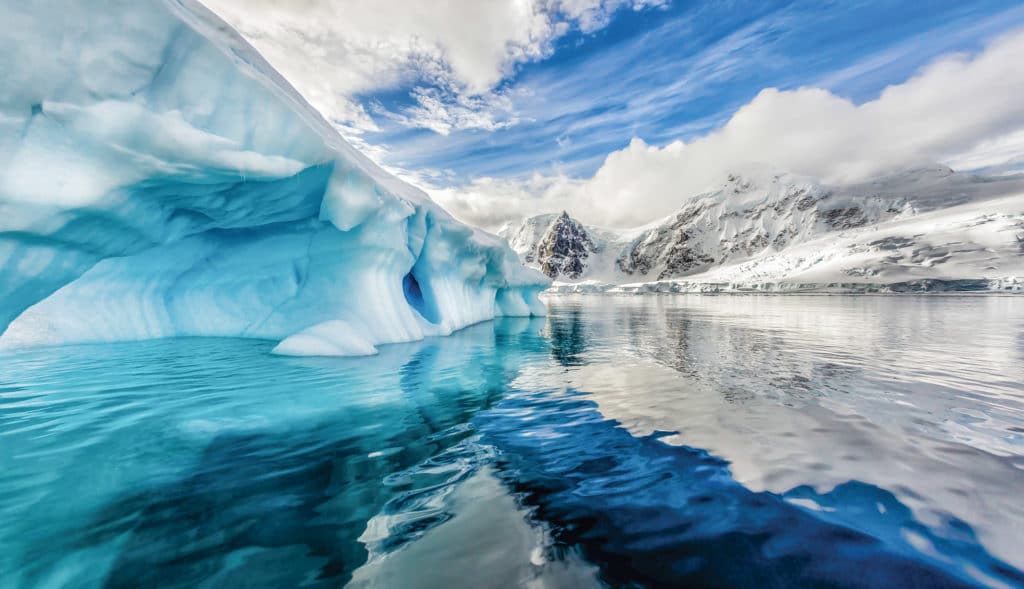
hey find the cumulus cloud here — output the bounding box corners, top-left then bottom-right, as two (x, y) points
(431, 174), (585, 230)
(433, 28), (1024, 229)
(202, 0), (661, 138)
(944, 129), (1024, 174)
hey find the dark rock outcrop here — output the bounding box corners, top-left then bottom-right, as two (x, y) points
(535, 212), (597, 279)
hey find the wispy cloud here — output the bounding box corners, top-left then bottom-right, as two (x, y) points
(813, 3), (1024, 97)
(205, 0), (1024, 231)
(373, 86), (521, 136)
(369, 5), (794, 180)
(386, 1), (1024, 181)
(203, 0), (667, 139)
(433, 28), (1024, 229)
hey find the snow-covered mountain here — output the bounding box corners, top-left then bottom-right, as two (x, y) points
(503, 211), (598, 279)
(500, 167), (1024, 292)
(0, 0), (547, 356)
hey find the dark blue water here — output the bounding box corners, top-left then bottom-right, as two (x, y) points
(2, 296), (1023, 588)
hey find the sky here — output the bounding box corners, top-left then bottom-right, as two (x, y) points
(204, 0), (1024, 229)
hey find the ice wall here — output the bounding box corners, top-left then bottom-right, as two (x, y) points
(0, 0), (547, 355)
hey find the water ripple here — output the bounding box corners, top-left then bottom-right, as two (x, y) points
(1, 297), (1023, 588)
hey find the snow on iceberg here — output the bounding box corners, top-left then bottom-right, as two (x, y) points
(0, 0), (547, 355)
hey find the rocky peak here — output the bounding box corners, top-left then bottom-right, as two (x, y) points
(535, 211), (597, 279)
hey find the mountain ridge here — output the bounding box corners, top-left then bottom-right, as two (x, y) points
(498, 166), (1024, 292)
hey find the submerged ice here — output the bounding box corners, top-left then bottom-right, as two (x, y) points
(0, 0), (547, 354)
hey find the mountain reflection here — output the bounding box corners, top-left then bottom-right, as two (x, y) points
(3, 297), (1023, 588)
(527, 295), (1024, 586)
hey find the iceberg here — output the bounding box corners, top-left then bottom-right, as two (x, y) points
(0, 0), (548, 355)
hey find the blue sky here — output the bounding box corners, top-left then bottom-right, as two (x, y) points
(353, 0), (1024, 184)
(209, 0), (1024, 227)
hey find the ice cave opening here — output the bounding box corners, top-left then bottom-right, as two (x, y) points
(402, 271), (440, 325)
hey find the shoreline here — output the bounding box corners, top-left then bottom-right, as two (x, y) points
(544, 277), (1024, 296)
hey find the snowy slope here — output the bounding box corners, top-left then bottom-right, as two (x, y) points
(0, 0), (547, 355)
(503, 167), (1024, 293)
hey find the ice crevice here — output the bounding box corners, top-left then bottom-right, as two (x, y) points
(0, 0), (548, 356)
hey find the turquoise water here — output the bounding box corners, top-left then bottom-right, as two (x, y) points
(2, 296), (1023, 588)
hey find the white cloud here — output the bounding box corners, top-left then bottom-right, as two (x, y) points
(944, 129), (1024, 174)
(431, 174), (584, 231)
(554, 0), (669, 32)
(202, 0), (660, 137)
(433, 28), (1024, 229)
(376, 86), (521, 136)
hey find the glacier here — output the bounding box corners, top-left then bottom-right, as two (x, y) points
(0, 0), (547, 355)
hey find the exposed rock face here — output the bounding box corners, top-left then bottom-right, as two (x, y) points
(615, 174), (852, 279)
(616, 203), (716, 279)
(535, 212), (597, 279)
(822, 207), (870, 230)
(501, 166), (1024, 287)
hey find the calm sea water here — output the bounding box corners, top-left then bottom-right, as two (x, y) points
(2, 295), (1023, 588)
